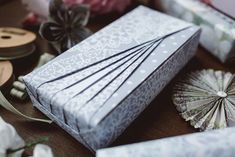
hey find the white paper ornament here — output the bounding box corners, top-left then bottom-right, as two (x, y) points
(172, 69), (235, 131)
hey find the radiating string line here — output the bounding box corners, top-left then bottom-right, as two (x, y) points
(61, 40), (160, 125)
(32, 26), (192, 129)
(48, 40), (156, 107)
(35, 27), (191, 93)
(34, 38), (158, 98)
(87, 27), (194, 126)
(50, 42), (149, 115)
(63, 40), (160, 128)
(71, 40), (159, 105)
(87, 39), (164, 127)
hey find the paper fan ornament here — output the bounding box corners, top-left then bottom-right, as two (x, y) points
(172, 69), (235, 131)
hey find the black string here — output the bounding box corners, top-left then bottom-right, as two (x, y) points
(74, 40), (162, 129)
(34, 38), (158, 99)
(53, 42), (157, 125)
(34, 26), (192, 129)
(87, 39), (163, 127)
(53, 41), (151, 120)
(87, 27), (193, 126)
(48, 39), (156, 107)
(75, 40), (159, 105)
(61, 40), (160, 127)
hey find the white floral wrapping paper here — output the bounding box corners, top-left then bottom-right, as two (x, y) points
(97, 127), (235, 157)
(23, 6), (200, 151)
(160, 0), (235, 63)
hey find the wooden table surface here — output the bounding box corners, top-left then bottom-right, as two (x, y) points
(0, 1), (234, 157)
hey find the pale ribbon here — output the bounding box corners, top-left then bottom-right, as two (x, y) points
(0, 90), (52, 123)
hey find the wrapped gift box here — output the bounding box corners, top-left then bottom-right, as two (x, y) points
(97, 127), (235, 157)
(202, 0), (235, 19)
(160, 0), (235, 63)
(23, 6), (200, 151)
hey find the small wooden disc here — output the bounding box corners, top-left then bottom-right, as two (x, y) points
(0, 61), (13, 88)
(0, 27), (36, 48)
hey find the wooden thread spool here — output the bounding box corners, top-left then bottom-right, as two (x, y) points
(18, 76), (24, 82)
(10, 53), (55, 100)
(0, 27), (36, 60)
(13, 81), (26, 91)
(10, 88), (27, 100)
(0, 61), (14, 91)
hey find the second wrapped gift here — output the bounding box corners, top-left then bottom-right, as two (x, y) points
(97, 127), (235, 157)
(160, 0), (235, 63)
(23, 6), (200, 151)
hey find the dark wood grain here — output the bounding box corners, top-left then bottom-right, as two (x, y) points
(0, 1), (234, 157)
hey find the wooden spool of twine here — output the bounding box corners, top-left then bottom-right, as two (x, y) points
(0, 27), (36, 60)
(0, 61), (14, 91)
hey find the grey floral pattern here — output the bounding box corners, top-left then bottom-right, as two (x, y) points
(24, 6), (200, 151)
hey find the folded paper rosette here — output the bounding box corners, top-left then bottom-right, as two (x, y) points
(160, 0), (235, 63)
(97, 127), (235, 157)
(23, 6), (200, 151)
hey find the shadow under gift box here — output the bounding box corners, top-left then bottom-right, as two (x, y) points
(159, 0), (235, 63)
(23, 6), (201, 152)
